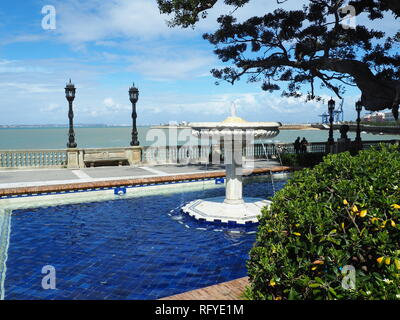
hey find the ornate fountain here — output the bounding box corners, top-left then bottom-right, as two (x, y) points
(182, 105), (280, 224)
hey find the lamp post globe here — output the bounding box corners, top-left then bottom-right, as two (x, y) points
(129, 83), (140, 146)
(356, 100), (363, 113)
(65, 79), (76, 102)
(327, 97), (335, 152)
(328, 97), (335, 113)
(65, 79), (77, 148)
(355, 100), (363, 148)
(129, 84), (139, 104)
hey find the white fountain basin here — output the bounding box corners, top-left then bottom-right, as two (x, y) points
(190, 117), (281, 140)
(182, 110), (280, 224)
(182, 197), (272, 225)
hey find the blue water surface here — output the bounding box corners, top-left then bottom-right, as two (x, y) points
(4, 179), (286, 300)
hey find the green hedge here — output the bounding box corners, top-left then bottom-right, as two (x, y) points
(280, 152), (325, 167)
(246, 145), (400, 300)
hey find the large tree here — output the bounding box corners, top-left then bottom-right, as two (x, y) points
(157, 0), (400, 119)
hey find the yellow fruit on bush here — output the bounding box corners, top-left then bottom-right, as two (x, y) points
(343, 199), (348, 205)
(385, 257), (391, 265)
(352, 205), (359, 213)
(377, 257), (384, 264)
(395, 259), (400, 270)
(359, 210), (367, 218)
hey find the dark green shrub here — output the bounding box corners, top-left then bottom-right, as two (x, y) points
(246, 145), (400, 300)
(280, 152), (325, 167)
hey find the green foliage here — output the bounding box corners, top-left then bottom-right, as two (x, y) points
(157, 0), (249, 28)
(246, 144), (400, 300)
(280, 152), (325, 168)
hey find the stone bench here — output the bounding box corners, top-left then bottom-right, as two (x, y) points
(68, 147), (142, 168)
(83, 149), (129, 167)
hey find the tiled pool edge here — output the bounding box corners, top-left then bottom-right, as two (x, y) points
(0, 209), (11, 300)
(0, 166), (294, 199)
(160, 277), (249, 300)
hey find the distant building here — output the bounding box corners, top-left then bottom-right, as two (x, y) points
(384, 112), (396, 122)
(319, 112), (329, 124)
(362, 111), (395, 122)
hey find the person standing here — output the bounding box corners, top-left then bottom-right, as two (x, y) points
(294, 137), (301, 154)
(301, 137), (309, 153)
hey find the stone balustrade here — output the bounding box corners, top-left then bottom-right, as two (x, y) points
(0, 147), (141, 169)
(0, 149), (67, 168)
(141, 145), (211, 164)
(0, 140), (398, 169)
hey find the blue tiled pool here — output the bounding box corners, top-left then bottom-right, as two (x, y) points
(3, 179), (287, 300)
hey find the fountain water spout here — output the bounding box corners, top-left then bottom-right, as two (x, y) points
(230, 102), (237, 118)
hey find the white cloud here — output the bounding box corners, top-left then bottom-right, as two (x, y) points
(103, 97), (115, 108)
(0, 34), (47, 45)
(137, 91), (329, 123)
(52, 0), (308, 46)
(128, 53), (216, 81)
(0, 59), (51, 74)
(75, 97), (131, 119)
(102, 97), (129, 111)
(40, 103), (61, 112)
(0, 82), (60, 93)
(54, 0), (186, 44)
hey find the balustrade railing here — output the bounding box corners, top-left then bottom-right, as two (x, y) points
(141, 140), (399, 164)
(0, 149), (67, 168)
(360, 140), (398, 150)
(0, 139), (398, 168)
(142, 145), (212, 164)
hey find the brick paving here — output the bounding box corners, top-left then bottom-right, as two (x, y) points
(0, 165), (293, 197)
(160, 277), (250, 300)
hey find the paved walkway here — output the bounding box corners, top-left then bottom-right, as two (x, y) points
(161, 277), (249, 300)
(0, 160), (281, 190)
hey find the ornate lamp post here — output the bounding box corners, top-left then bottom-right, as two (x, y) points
(327, 97), (335, 153)
(355, 100), (363, 150)
(65, 79), (77, 148)
(129, 83), (139, 146)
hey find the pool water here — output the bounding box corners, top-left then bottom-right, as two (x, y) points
(4, 179), (287, 300)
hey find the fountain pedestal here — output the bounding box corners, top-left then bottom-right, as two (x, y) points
(224, 141), (244, 205)
(182, 112), (280, 225)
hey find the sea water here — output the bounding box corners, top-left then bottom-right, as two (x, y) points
(0, 126), (398, 150)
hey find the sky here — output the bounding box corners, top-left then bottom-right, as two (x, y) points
(0, 0), (398, 125)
